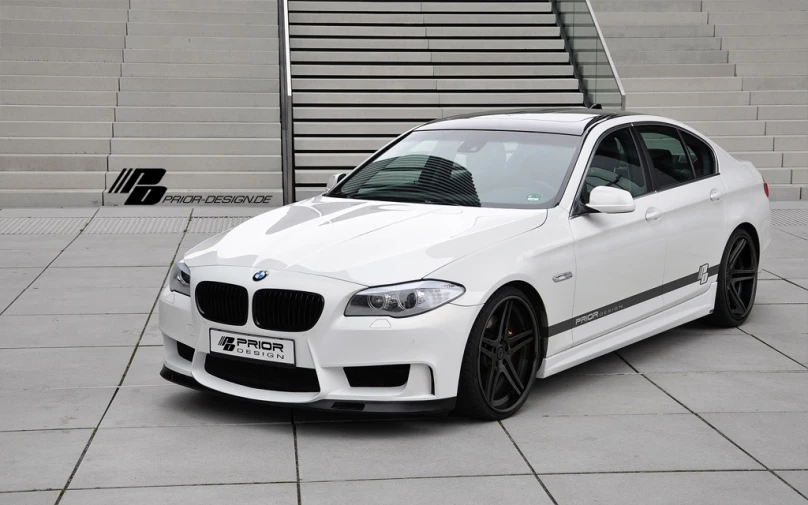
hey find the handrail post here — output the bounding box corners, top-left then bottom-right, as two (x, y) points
(278, 0), (295, 204)
(583, 0), (626, 110)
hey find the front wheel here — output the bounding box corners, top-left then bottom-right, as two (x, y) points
(708, 228), (759, 327)
(456, 287), (541, 420)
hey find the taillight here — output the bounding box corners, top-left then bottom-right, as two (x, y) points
(763, 180), (769, 198)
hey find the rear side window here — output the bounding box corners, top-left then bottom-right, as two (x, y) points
(637, 125), (695, 191)
(680, 131), (716, 178)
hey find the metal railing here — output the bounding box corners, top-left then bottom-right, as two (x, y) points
(278, 0), (295, 204)
(552, 0), (626, 110)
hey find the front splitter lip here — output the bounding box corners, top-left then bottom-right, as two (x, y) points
(160, 365), (456, 416)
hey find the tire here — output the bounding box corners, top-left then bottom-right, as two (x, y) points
(707, 228), (759, 327)
(456, 287), (541, 420)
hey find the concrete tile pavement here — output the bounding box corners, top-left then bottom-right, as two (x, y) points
(0, 204), (805, 504)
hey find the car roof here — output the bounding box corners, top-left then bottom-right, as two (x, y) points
(416, 108), (639, 136)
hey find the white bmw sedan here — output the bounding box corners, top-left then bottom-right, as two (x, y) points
(159, 110), (771, 420)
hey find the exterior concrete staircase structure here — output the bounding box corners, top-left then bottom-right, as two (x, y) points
(288, 0), (584, 198)
(0, 0), (282, 207)
(591, 0), (808, 201)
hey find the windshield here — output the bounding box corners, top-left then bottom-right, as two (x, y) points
(327, 129), (581, 208)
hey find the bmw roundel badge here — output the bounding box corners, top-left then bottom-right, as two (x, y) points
(253, 270), (269, 281)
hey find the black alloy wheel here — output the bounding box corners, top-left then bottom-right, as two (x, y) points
(457, 287), (541, 420)
(709, 228), (759, 326)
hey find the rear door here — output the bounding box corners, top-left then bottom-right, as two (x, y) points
(635, 124), (727, 309)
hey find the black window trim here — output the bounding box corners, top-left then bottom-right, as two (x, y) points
(570, 123), (654, 218)
(633, 121), (720, 194)
(678, 127), (719, 180)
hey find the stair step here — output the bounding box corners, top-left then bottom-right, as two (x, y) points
(110, 138), (281, 155)
(759, 106), (808, 120)
(0, 138), (110, 154)
(117, 92), (279, 107)
(704, 0), (808, 13)
(1, 46), (123, 63)
(131, 0), (279, 12)
(767, 184), (807, 201)
(743, 77), (808, 91)
(119, 77), (278, 93)
(0, 171), (106, 190)
(626, 92), (750, 107)
(602, 24), (715, 38)
(759, 168), (794, 184)
(121, 63), (277, 78)
(597, 12), (708, 26)
(607, 37), (722, 51)
(129, 9), (276, 25)
(0, 122), (112, 137)
(783, 152), (808, 168)
(1, 33), (125, 49)
(0, 189), (103, 207)
(751, 90), (808, 105)
(767, 121), (808, 136)
(107, 155), (281, 172)
(709, 11), (808, 25)
(722, 36), (808, 50)
(612, 50), (728, 65)
(0, 19), (126, 36)
(729, 49), (808, 64)
(618, 64), (736, 78)
(113, 122), (280, 138)
(0, 90), (117, 106)
(124, 35), (279, 51)
(0, 61), (120, 76)
(0, 6), (128, 22)
(686, 121), (766, 137)
(114, 107), (279, 123)
(623, 77), (742, 92)
(716, 24), (808, 37)
(0, 75), (119, 91)
(0, 106), (115, 122)
(127, 22), (278, 38)
(0, 155), (108, 171)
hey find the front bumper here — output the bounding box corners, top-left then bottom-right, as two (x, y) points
(160, 365), (456, 414)
(159, 266), (481, 412)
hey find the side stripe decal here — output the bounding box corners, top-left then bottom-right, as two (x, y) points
(547, 265), (720, 336)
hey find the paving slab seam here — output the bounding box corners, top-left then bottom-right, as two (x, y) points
(762, 269), (808, 295)
(616, 353), (808, 501)
(52, 209), (194, 505)
(291, 412), (302, 505)
(737, 327), (808, 371)
(497, 420), (560, 505)
(0, 210), (98, 317)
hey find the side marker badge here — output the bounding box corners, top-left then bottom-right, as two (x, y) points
(553, 272), (573, 283)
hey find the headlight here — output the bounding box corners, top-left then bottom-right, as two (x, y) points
(169, 261), (191, 296)
(345, 280), (464, 318)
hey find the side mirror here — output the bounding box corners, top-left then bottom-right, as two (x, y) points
(586, 186), (636, 214)
(325, 172), (347, 191)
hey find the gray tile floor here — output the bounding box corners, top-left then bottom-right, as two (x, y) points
(0, 205), (806, 505)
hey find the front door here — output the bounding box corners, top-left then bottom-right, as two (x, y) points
(569, 126), (667, 345)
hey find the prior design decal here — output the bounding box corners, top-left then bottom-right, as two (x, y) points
(210, 330), (295, 366)
(549, 264), (718, 336)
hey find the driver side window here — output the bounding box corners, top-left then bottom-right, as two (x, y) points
(583, 128), (647, 202)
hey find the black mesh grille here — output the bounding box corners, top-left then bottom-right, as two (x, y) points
(195, 281), (248, 326)
(253, 289), (325, 332)
(205, 354), (320, 392)
(345, 365), (410, 388)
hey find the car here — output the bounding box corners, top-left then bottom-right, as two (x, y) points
(159, 109), (771, 420)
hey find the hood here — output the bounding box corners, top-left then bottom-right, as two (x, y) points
(185, 196), (547, 286)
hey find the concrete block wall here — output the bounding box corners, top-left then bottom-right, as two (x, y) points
(288, 0), (584, 198)
(592, 0), (808, 201)
(0, 0), (282, 207)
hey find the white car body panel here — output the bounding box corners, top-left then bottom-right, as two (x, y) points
(159, 111), (771, 414)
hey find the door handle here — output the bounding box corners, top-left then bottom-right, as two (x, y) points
(710, 188), (723, 202)
(645, 207), (663, 222)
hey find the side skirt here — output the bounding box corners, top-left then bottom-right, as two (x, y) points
(537, 283), (717, 378)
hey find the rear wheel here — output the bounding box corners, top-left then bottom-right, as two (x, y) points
(708, 228), (759, 327)
(456, 287), (540, 420)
